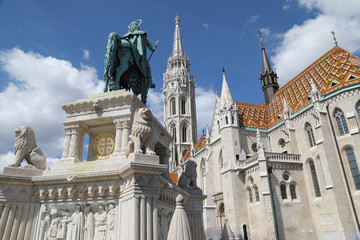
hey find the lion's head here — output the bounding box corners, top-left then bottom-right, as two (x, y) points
(131, 108), (153, 137)
(184, 160), (197, 178)
(14, 125), (37, 154)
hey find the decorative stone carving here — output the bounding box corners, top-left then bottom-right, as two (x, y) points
(126, 108), (156, 157)
(106, 203), (116, 240)
(94, 204), (107, 240)
(178, 160), (197, 189)
(84, 204), (95, 240)
(9, 125), (46, 170)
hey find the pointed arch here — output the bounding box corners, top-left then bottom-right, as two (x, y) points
(170, 97), (176, 115)
(305, 122), (316, 147)
(309, 160), (321, 197)
(334, 108), (349, 135)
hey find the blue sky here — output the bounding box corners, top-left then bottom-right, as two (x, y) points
(1, 0), (360, 169)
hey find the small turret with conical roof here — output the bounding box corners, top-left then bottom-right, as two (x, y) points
(258, 30), (279, 105)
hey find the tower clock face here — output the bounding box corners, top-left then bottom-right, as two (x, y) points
(93, 132), (115, 159)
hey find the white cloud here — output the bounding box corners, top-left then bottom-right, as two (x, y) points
(247, 15), (259, 24)
(0, 48), (103, 172)
(195, 87), (216, 137)
(202, 23), (209, 29)
(147, 88), (164, 123)
(81, 48), (90, 60)
(273, 0), (360, 85)
(0, 152), (14, 173)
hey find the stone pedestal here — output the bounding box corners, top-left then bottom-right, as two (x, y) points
(3, 167), (43, 177)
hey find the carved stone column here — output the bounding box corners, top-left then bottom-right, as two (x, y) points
(68, 124), (87, 162)
(121, 118), (131, 154)
(113, 118), (123, 154)
(61, 126), (72, 159)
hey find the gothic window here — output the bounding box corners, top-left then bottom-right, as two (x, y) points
(280, 184), (287, 200)
(334, 109), (349, 135)
(248, 189), (253, 203)
(278, 138), (285, 148)
(252, 143), (257, 152)
(182, 149), (187, 158)
(181, 98), (186, 115)
(171, 98), (176, 115)
(309, 160), (321, 197)
(346, 148), (360, 190)
(356, 102), (360, 117)
(172, 125), (177, 143)
(175, 151), (179, 165)
(305, 123), (316, 147)
(232, 116), (234, 124)
(254, 186), (259, 202)
(290, 184), (297, 200)
(217, 121), (220, 132)
(182, 125), (187, 142)
(225, 116), (229, 125)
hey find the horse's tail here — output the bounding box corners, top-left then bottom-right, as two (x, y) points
(104, 32), (119, 91)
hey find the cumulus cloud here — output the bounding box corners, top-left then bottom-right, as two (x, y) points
(259, 28), (271, 37)
(81, 48), (90, 59)
(195, 87), (216, 136)
(202, 23), (209, 29)
(0, 48), (103, 172)
(272, 0), (360, 85)
(147, 88), (164, 123)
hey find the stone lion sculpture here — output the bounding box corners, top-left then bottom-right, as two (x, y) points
(178, 160), (198, 188)
(9, 125), (46, 170)
(126, 108), (156, 157)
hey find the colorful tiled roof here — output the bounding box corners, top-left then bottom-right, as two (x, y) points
(237, 47), (360, 129)
(182, 134), (207, 161)
(169, 172), (178, 185)
(236, 102), (267, 129)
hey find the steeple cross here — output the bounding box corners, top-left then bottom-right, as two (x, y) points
(258, 30), (264, 48)
(331, 31), (338, 47)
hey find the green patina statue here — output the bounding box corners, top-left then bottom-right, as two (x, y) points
(103, 19), (159, 104)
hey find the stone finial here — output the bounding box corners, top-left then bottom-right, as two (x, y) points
(256, 128), (265, 160)
(205, 126), (210, 145)
(283, 98), (291, 119)
(310, 79), (322, 102)
(167, 194), (193, 240)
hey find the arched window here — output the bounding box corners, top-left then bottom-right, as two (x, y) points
(346, 148), (360, 190)
(278, 138), (285, 148)
(172, 125), (177, 143)
(280, 184), (287, 200)
(356, 102), (360, 117)
(254, 186), (259, 202)
(182, 125), (187, 142)
(306, 123), (316, 147)
(248, 189), (253, 203)
(182, 149), (187, 158)
(181, 98), (186, 114)
(252, 143), (257, 152)
(217, 121), (220, 132)
(175, 151), (179, 165)
(335, 109), (349, 135)
(309, 160), (321, 197)
(290, 184), (297, 200)
(232, 116), (235, 124)
(171, 98), (176, 115)
(225, 116), (229, 125)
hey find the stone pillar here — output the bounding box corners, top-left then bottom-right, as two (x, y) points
(147, 197), (153, 240)
(61, 126), (72, 159)
(0, 204), (10, 238)
(152, 198), (158, 240)
(113, 118), (123, 155)
(3, 204), (17, 240)
(134, 196), (140, 240)
(140, 196), (146, 240)
(68, 124), (87, 162)
(121, 118), (131, 154)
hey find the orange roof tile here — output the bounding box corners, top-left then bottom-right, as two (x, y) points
(182, 134), (207, 161)
(236, 47), (360, 129)
(169, 172), (178, 185)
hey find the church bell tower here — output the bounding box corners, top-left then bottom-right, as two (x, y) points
(163, 16), (197, 166)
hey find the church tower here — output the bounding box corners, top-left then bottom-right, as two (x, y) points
(163, 16), (197, 165)
(259, 31), (279, 105)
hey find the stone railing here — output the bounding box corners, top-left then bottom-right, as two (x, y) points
(265, 152), (300, 162)
(241, 154), (259, 167)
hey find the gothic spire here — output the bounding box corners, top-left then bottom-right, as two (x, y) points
(258, 30), (272, 75)
(172, 15), (184, 57)
(220, 67), (234, 102)
(258, 30), (279, 105)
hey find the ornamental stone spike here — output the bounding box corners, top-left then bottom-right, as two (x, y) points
(167, 194), (193, 240)
(172, 15), (184, 57)
(220, 67), (234, 103)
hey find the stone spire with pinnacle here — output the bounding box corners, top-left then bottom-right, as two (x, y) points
(221, 67), (234, 103)
(258, 30), (279, 105)
(163, 16), (197, 165)
(172, 16), (184, 57)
